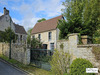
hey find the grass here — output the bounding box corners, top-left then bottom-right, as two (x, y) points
(0, 55), (54, 75)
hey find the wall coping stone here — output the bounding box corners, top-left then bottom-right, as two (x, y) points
(68, 33), (79, 37)
(77, 44), (100, 48)
(81, 35), (92, 39)
(57, 39), (68, 42)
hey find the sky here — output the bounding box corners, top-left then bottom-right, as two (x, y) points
(0, 0), (65, 31)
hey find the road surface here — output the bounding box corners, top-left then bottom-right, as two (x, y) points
(0, 59), (27, 75)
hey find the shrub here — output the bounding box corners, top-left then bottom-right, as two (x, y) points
(31, 38), (43, 49)
(70, 58), (94, 75)
(50, 49), (70, 75)
(60, 43), (64, 50)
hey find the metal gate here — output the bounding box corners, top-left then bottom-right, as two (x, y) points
(30, 49), (53, 70)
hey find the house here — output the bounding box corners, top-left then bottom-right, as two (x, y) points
(31, 15), (64, 50)
(0, 7), (27, 43)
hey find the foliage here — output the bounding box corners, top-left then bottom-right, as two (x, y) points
(37, 18), (46, 22)
(93, 25), (100, 44)
(78, 33), (83, 44)
(58, 0), (100, 39)
(50, 49), (70, 75)
(31, 49), (52, 62)
(27, 28), (32, 44)
(60, 43), (64, 50)
(37, 56), (52, 62)
(0, 27), (16, 43)
(31, 38), (42, 49)
(92, 46), (100, 60)
(70, 58), (94, 75)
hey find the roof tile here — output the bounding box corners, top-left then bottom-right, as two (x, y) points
(14, 23), (27, 34)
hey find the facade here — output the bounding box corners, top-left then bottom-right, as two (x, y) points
(0, 7), (27, 43)
(31, 15), (64, 49)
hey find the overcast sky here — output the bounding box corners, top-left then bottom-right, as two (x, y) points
(0, 0), (65, 31)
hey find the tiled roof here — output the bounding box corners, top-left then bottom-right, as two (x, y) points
(14, 23), (27, 34)
(31, 15), (63, 34)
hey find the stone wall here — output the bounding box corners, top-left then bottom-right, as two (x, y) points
(57, 33), (100, 74)
(0, 43), (30, 64)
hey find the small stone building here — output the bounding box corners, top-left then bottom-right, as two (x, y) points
(0, 7), (27, 43)
(31, 15), (64, 49)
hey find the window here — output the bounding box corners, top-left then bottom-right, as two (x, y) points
(32, 35), (35, 38)
(38, 34), (41, 40)
(20, 35), (22, 41)
(50, 43), (54, 50)
(48, 32), (52, 41)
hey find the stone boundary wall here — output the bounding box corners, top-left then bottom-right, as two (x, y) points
(0, 43), (30, 64)
(57, 33), (100, 74)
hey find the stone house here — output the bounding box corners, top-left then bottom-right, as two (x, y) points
(0, 7), (27, 43)
(31, 15), (64, 50)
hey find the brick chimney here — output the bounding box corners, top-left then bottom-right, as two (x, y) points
(4, 7), (9, 15)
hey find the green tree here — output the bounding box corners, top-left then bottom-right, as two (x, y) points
(37, 18), (46, 22)
(31, 38), (42, 49)
(58, 0), (100, 40)
(0, 27), (15, 43)
(27, 28), (32, 44)
(82, 0), (100, 36)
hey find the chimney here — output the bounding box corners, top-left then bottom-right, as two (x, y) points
(4, 7), (9, 15)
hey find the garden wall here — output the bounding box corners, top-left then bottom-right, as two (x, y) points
(0, 43), (30, 64)
(57, 33), (100, 74)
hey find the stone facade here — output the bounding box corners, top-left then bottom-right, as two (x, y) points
(0, 8), (27, 44)
(0, 43), (30, 64)
(0, 15), (15, 32)
(32, 28), (59, 50)
(57, 33), (100, 74)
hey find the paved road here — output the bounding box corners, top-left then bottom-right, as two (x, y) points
(0, 59), (27, 75)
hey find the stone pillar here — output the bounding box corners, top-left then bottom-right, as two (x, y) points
(81, 35), (92, 44)
(68, 33), (79, 62)
(24, 48), (30, 65)
(68, 33), (79, 49)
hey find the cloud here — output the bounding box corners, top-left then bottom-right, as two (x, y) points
(12, 18), (20, 24)
(1, 0), (65, 31)
(0, 12), (3, 16)
(21, 17), (41, 31)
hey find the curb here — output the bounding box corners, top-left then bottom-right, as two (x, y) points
(0, 58), (34, 75)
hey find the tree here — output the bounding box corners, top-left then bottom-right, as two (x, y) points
(0, 27), (16, 43)
(58, 0), (100, 39)
(31, 38), (42, 49)
(27, 28), (32, 44)
(37, 18), (46, 22)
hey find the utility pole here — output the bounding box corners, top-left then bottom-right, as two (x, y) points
(9, 17), (11, 59)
